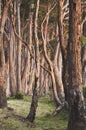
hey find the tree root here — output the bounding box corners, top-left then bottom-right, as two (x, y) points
(52, 101), (69, 116)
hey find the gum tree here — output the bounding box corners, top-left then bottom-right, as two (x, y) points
(67, 0), (86, 129)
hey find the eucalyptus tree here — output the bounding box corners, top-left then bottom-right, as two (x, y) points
(9, 17), (17, 96)
(16, 0), (22, 92)
(26, 0), (40, 123)
(67, 0), (86, 129)
(41, 2), (65, 111)
(0, 0), (12, 108)
(21, 1), (34, 94)
(57, 0), (69, 102)
(81, 0), (86, 85)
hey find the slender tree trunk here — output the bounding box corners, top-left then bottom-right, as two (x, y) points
(82, 45), (86, 85)
(4, 40), (10, 96)
(82, 22), (86, 85)
(67, 0), (86, 130)
(27, 59), (35, 95)
(57, 0), (69, 101)
(21, 11), (33, 94)
(45, 73), (49, 95)
(27, 75), (38, 122)
(9, 22), (17, 96)
(21, 53), (30, 94)
(53, 42), (64, 104)
(39, 56), (45, 94)
(41, 3), (62, 106)
(27, 0), (40, 123)
(16, 0), (22, 92)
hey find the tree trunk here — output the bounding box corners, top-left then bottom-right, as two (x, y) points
(82, 45), (86, 85)
(5, 40), (10, 96)
(57, 0), (69, 101)
(0, 0), (11, 108)
(9, 22), (17, 96)
(39, 56), (44, 94)
(41, 3), (62, 106)
(53, 42), (64, 104)
(82, 22), (86, 85)
(21, 11), (33, 94)
(0, 35), (7, 108)
(27, 0), (40, 123)
(26, 75), (38, 122)
(27, 59), (35, 95)
(51, 71), (62, 106)
(67, 0), (86, 130)
(16, 0), (22, 92)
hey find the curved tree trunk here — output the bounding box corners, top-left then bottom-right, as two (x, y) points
(41, 3), (63, 107)
(57, 0), (69, 101)
(53, 42), (64, 104)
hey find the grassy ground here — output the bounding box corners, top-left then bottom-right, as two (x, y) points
(0, 96), (68, 130)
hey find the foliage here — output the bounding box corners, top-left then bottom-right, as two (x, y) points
(15, 92), (24, 100)
(81, 36), (86, 46)
(7, 96), (15, 100)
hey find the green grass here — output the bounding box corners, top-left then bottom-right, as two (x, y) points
(0, 96), (68, 130)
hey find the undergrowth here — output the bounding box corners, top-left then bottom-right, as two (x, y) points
(0, 96), (68, 130)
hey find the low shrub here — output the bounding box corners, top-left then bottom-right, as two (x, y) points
(15, 92), (24, 99)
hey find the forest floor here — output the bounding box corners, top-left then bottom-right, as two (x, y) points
(0, 96), (68, 130)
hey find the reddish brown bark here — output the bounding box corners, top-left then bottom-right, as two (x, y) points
(67, 0), (86, 130)
(0, 0), (12, 108)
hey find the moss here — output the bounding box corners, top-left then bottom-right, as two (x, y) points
(81, 36), (86, 46)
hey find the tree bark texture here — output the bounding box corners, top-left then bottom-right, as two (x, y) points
(0, 0), (11, 108)
(16, 0), (22, 92)
(58, 0), (69, 101)
(9, 22), (17, 96)
(41, 4), (63, 106)
(21, 11), (33, 94)
(27, 0), (40, 123)
(26, 75), (38, 122)
(53, 42), (64, 104)
(67, 0), (86, 130)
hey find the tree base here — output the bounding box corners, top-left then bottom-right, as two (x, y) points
(68, 117), (86, 130)
(0, 87), (7, 108)
(67, 88), (86, 130)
